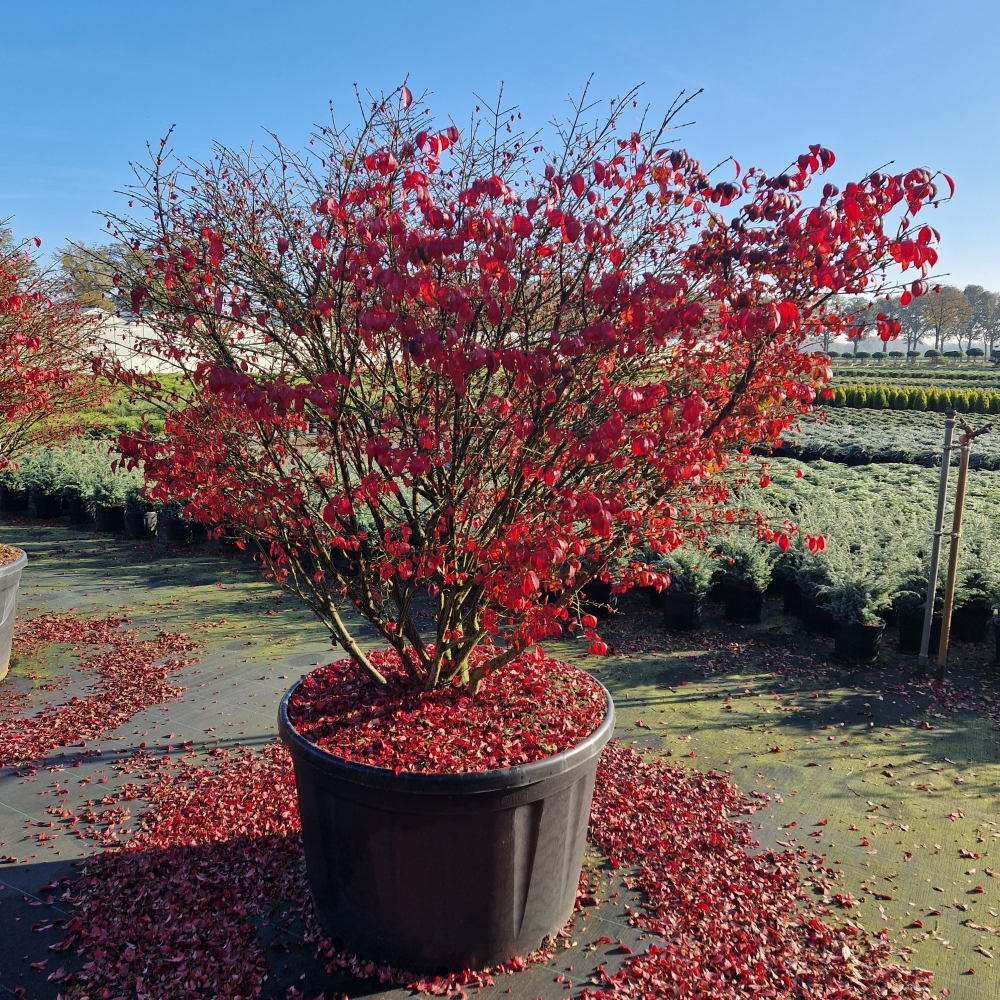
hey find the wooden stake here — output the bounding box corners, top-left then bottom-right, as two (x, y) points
(935, 420), (993, 677)
(918, 410), (955, 667)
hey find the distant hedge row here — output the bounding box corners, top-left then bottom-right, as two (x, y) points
(829, 384), (1000, 413)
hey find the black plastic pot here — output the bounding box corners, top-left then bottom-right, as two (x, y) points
(94, 504), (125, 533)
(662, 591), (704, 630)
(897, 608), (941, 655)
(782, 580), (802, 616)
(833, 619), (885, 664)
(278, 680), (614, 972)
(581, 579), (617, 618)
(125, 509), (157, 540)
(157, 516), (193, 545)
(950, 602), (995, 643)
(722, 583), (765, 624)
(0, 485), (29, 513)
(801, 599), (835, 637)
(33, 491), (63, 519)
(65, 494), (95, 525)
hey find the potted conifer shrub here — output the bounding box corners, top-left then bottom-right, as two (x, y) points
(124, 485), (157, 539)
(62, 447), (98, 525)
(22, 447), (66, 518)
(0, 465), (29, 513)
(657, 544), (714, 629)
(949, 526), (999, 642)
(156, 500), (193, 544)
(713, 532), (774, 624)
(105, 87), (945, 971)
(824, 573), (895, 664)
(92, 473), (128, 532)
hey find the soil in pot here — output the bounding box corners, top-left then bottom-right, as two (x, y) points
(662, 590), (703, 630)
(158, 516), (193, 545)
(0, 485), (29, 513)
(801, 599), (835, 637)
(0, 544), (27, 680)
(833, 619), (885, 664)
(721, 583), (765, 624)
(950, 601), (995, 643)
(33, 490), (63, 519)
(280, 649), (613, 972)
(95, 504), (126, 533)
(125, 509), (157, 540)
(897, 608), (941, 655)
(65, 494), (95, 524)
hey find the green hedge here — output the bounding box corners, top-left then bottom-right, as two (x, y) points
(830, 384), (1000, 414)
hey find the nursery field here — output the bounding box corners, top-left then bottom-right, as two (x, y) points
(783, 410), (1000, 468)
(1, 515), (999, 1000)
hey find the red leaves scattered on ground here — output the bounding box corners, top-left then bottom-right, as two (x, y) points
(582, 743), (933, 999)
(0, 614), (198, 767)
(287, 648), (607, 772)
(0, 542), (22, 566)
(51, 738), (935, 1000)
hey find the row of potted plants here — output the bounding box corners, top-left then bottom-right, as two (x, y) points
(0, 444), (206, 543)
(643, 511), (1000, 664)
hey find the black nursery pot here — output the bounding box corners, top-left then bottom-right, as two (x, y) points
(65, 494), (94, 525)
(157, 516), (193, 545)
(801, 599), (835, 637)
(662, 591), (703, 630)
(897, 608), (941, 655)
(278, 681), (614, 973)
(950, 602), (995, 644)
(0, 485), (29, 513)
(33, 491), (63, 519)
(721, 583), (765, 624)
(833, 619), (885, 664)
(125, 509), (157, 540)
(782, 580), (802, 616)
(581, 579), (617, 618)
(94, 504), (125, 533)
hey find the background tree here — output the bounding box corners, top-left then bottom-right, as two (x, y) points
(919, 284), (970, 351)
(59, 244), (124, 312)
(962, 284), (1000, 358)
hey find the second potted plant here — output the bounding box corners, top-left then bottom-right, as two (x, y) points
(656, 545), (714, 630)
(713, 532), (774, 624)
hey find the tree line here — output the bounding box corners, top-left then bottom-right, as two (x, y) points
(810, 285), (1000, 357)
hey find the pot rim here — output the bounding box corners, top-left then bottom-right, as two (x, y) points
(0, 549), (27, 579)
(278, 671), (615, 796)
(834, 618), (886, 631)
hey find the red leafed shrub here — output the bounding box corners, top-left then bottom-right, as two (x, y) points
(287, 648), (607, 772)
(104, 86), (949, 696)
(0, 227), (100, 469)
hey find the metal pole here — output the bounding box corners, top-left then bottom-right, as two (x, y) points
(918, 409), (956, 667)
(935, 437), (971, 676)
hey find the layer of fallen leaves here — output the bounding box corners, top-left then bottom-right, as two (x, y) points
(288, 646), (608, 772)
(48, 738), (935, 1000)
(0, 614), (198, 767)
(0, 542), (22, 566)
(582, 743), (934, 999)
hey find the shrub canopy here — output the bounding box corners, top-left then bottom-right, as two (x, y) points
(106, 87), (949, 692)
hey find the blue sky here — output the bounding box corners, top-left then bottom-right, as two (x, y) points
(3, 0), (997, 290)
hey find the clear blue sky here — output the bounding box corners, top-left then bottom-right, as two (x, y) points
(3, 0), (997, 290)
